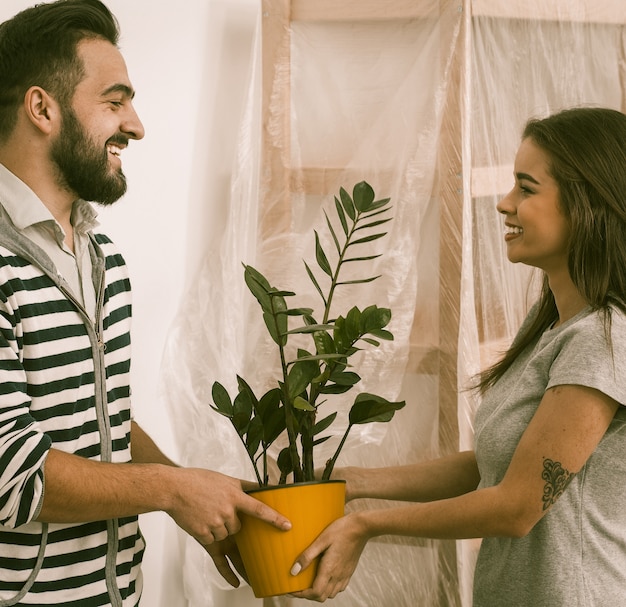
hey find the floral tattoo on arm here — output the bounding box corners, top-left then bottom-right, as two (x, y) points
(541, 458), (574, 511)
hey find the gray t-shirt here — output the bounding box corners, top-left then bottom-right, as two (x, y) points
(473, 304), (626, 607)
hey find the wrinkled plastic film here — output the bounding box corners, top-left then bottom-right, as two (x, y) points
(161, 2), (626, 605)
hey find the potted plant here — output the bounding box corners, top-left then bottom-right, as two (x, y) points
(210, 181), (406, 597)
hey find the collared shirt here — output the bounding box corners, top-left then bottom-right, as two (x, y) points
(0, 198), (140, 605)
(0, 162), (98, 318)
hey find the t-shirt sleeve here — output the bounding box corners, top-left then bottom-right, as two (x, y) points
(547, 310), (626, 406)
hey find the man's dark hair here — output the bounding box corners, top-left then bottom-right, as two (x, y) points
(0, 0), (120, 141)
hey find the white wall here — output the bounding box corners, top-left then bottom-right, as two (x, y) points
(0, 1), (258, 605)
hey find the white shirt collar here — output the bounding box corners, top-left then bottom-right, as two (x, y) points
(0, 162), (99, 234)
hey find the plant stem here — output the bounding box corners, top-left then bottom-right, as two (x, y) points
(323, 210), (361, 324)
(301, 412), (315, 481)
(306, 211), (362, 462)
(270, 295), (303, 482)
(307, 208), (365, 472)
(246, 437), (263, 486)
(322, 423), (353, 480)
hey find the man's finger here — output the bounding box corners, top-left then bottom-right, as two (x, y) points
(205, 547), (241, 588)
(240, 495), (291, 530)
(228, 546), (249, 583)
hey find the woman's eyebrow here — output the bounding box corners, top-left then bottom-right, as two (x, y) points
(516, 172), (540, 185)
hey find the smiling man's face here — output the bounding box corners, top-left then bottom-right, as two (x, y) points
(50, 37), (145, 204)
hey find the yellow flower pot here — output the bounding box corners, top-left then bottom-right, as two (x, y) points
(235, 480), (346, 598)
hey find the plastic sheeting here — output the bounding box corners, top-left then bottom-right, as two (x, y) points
(161, 1), (626, 605)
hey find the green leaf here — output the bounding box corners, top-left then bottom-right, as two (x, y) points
(324, 210), (342, 256)
(233, 389), (253, 436)
(282, 307), (314, 316)
(294, 395), (315, 411)
(345, 307), (362, 342)
(363, 206), (392, 219)
(364, 197), (392, 213)
(312, 412), (337, 435)
(257, 387), (281, 417)
(367, 328), (394, 341)
(348, 393), (406, 425)
(312, 435), (332, 447)
(304, 261), (326, 305)
(333, 314), (358, 354)
(355, 217), (392, 231)
(291, 352), (349, 363)
(340, 187), (356, 221)
(337, 275), (382, 286)
(352, 181), (375, 212)
(245, 416), (263, 456)
(287, 323), (335, 334)
(334, 196), (349, 236)
(313, 330), (335, 355)
(329, 371), (361, 386)
(319, 383), (354, 394)
(211, 381), (233, 417)
(244, 265), (290, 346)
(267, 289), (296, 297)
(236, 375), (259, 409)
(287, 357), (320, 398)
(243, 265), (272, 311)
(343, 254), (382, 263)
(360, 305), (392, 333)
(262, 397), (286, 444)
(277, 447), (294, 478)
(262, 310), (284, 346)
(315, 231), (333, 277)
(349, 232), (387, 246)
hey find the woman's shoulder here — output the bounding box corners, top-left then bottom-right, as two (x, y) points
(570, 304), (626, 333)
(543, 305), (626, 404)
(548, 304), (626, 362)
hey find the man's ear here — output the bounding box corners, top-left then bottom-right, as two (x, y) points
(23, 86), (60, 135)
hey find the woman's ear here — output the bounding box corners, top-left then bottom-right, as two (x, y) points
(23, 86), (60, 135)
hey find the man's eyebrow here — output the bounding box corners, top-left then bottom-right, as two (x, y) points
(101, 83), (136, 99)
(516, 172), (540, 185)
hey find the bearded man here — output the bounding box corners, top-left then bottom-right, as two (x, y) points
(0, 1), (289, 604)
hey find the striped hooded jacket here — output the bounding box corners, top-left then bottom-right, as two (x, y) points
(0, 203), (143, 606)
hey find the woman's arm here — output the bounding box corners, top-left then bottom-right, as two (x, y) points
(294, 384), (619, 602)
(335, 450), (480, 503)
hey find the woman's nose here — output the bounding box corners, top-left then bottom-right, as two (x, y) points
(496, 189), (515, 215)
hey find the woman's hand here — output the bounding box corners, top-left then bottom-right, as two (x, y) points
(289, 512), (370, 602)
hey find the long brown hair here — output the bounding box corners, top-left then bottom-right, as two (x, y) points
(477, 107), (626, 393)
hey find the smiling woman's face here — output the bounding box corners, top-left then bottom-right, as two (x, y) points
(496, 137), (570, 275)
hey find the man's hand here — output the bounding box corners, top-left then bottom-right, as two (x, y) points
(204, 536), (248, 588)
(164, 467), (290, 545)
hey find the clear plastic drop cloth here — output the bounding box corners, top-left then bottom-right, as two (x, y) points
(160, 1), (626, 605)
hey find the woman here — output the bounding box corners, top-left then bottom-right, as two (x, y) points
(291, 107), (626, 606)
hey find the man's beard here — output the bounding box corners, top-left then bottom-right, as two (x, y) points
(50, 107), (128, 205)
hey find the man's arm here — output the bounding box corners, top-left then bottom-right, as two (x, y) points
(130, 420), (178, 466)
(36, 425), (291, 546)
